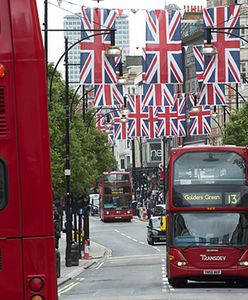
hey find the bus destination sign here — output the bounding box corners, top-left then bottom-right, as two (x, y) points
(181, 192), (241, 207)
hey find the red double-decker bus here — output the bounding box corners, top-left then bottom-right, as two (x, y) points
(0, 1), (57, 299)
(166, 145), (248, 288)
(99, 171), (133, 221)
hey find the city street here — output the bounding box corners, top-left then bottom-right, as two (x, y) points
(58, 217), (248, 300)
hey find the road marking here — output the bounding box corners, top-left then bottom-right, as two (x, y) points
(95, 261), (104, 270)
(58, 280), (82, 296)
(109, 253), (163, 260)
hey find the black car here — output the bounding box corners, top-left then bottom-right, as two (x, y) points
(147, 216), (166, 245)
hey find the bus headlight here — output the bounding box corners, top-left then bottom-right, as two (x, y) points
(105, 211), (110, 215)
(127, 210), (131, 214)
(176, 261), (187, 266)
(239, 261), (248, 266)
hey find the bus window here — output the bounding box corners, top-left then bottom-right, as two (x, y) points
(0, 159), (8, 210)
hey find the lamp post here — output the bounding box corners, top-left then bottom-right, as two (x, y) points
(48, 28), (120, 267)
(64, 36), (72, 267)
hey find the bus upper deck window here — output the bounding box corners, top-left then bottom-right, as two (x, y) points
(0, 159), (8, 210)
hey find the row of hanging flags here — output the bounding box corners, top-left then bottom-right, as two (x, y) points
(79, 4), (241, 141)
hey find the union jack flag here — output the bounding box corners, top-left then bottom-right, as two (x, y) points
(142, 84), (175, 107)
(156, 106), (178, 137)
(142, 106), (158, 139)
(115, 53), (122, 79)
(198, 84), (226, 106)
(203, 5), (240, 83)
(188, 91), (199, 108)
(112, 109), (128, 140)
(192, 45), (204, 86)
(173, 94), (186, 137)
(93, 84), (124, 107)
(144, 9), (183, 84)
(189, 105), (211, 135)
(192, 45), (226, 106)
(127, 95), (149, 138)
(80, 7), (117, 84)
(94, 109), (106, 131)
(107, 133), (114, 145)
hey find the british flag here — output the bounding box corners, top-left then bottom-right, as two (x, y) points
(112, 109), (128, 140)
(142, 84), (175, 107)
(189, 105), (211, 135)
(192, 45), (204, 85)
(203, 5), (240, 83)
(93, 84), (124, 107)
(80, 7), (117, 84)
(156, 106), (178, 137)
(173, 94), (186, 137)
(198, 84), (226, 106)
(94, 109), (106, 131)
(144, 9), (183, 84)
(107, 133), (114, 146)
(142, 106), (158, 138)
(192, 45), (226, 106)
(127, 95), (149, 138)
(115, 53), (122, 79)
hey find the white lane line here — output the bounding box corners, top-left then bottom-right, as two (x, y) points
(58, 280), (82, 296)
(139, 241), (145, 245)
(132, 238), (138, 242)
(95, 261), (104, 270)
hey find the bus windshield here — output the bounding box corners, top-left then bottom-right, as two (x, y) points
(104, 173), (130, 185)
(172, 212), (248, 247)
(173, 151), (248, 207)
(103, 195), (132, 209)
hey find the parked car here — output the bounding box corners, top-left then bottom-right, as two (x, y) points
(89, 194), (99, 216)
(152, 204), (166, 216)
(147, 216), (166, 245)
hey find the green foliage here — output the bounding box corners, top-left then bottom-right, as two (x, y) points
(47, 63), (117, 199)
(223, 103), (248, 146)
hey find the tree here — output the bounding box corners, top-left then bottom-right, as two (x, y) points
(47, 63), (117, 199)
(223, 103), (248, 146)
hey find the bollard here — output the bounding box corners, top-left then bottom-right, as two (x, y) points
(55, 249), (61, 278)
(71, 242), (79, 266)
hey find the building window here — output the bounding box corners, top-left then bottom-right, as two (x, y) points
(120, 159), (125, 170)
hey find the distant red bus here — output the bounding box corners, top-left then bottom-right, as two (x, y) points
(99, 171), (133, 221)
(0, 1), (57, 299)
(166, 145), (248, 288)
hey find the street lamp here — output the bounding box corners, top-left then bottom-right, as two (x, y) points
(49, 28), (120, 267)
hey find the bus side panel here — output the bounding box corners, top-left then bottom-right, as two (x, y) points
(23, 237), (58, 299)
(15, 59), (54, 237)
(10, 0), (44, 60)
(10, 0), (54, 237)
(0, 239), (24, 300)
(0, 1), (21, 237)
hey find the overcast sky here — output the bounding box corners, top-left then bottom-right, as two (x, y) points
(37, 0), (207, 69)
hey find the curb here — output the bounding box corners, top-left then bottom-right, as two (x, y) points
(57, 241), (111, 287)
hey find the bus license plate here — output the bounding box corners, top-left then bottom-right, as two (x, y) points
(203, 270), (222, 275)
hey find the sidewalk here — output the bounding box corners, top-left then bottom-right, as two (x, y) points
(57, 233), (111, 286)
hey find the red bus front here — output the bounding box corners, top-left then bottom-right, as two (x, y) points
(99, 172), (133, 221)
(166, 146), (248, 287)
